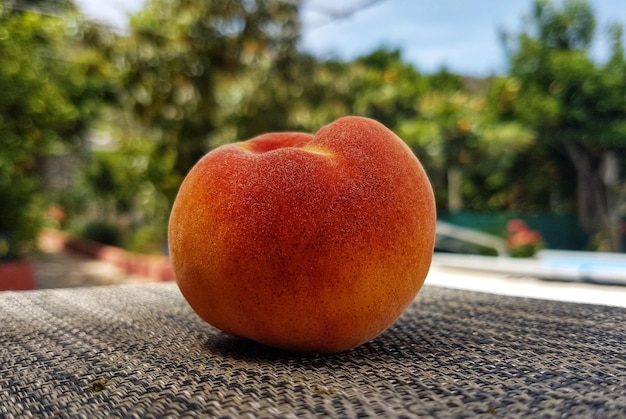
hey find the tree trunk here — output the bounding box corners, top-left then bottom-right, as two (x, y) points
(447, 167), (463, 212)
(564, 143), (622, 252)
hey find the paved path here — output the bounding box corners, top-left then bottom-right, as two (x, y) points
(23, 229), (158, 289)
(28, 250), (150, 289)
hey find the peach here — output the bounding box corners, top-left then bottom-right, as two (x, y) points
(168, 116), (436, 354)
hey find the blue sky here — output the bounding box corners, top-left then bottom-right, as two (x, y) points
(74, 0), (626, 77)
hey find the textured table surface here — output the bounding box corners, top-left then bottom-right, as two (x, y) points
(1, 282), (625, 418)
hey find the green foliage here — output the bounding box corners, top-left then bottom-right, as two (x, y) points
(126, 224), (166, 254)
(399, 86), (535, 212)
(350, 49), (427, 128)
(0, 6), (69, 254)
(114, 0), (303, 204)
(502, 0), (626, 250)
(531, 0), (595, 50)
(0, 2), (116, 256)
(5, 0), (626, 255)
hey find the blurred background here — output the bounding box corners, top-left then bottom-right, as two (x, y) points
(1, 0), (625, 287)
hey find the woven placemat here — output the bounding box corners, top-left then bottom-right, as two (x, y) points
(1, 282), (625, 418)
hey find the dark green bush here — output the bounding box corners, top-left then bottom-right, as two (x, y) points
(81, 221), (123, 247)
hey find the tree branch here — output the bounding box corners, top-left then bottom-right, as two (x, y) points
(302, 0), (389, 30)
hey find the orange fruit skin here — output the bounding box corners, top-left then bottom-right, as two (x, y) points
(168, 116), (436, 354)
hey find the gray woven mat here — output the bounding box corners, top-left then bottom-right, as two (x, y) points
(1, 282), (625, 418)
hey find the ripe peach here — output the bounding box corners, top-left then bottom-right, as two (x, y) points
(168, 116), (436, 354)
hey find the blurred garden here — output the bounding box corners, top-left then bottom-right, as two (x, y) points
(1, 0), (625, 264)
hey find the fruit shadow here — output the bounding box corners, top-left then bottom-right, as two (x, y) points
(202, 308), (454, 367)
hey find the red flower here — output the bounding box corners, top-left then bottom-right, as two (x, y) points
(507, 219), (528, 234)
(506, 219), (543, 257)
